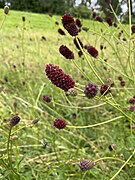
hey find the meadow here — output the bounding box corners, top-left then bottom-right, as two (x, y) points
(0, 7), (135, 179)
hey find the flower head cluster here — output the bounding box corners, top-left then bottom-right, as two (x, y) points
(100, 84), (110, 95)
(45, 64), (75, 91)
(54, 119), (66, 129)
(106, 17), (113, 26)
(9, 115), (20, 127)
(96, 16), (103, 23)
(62, 14), (79, 36)
(131, 25), (135, 34)
(58, 28), (66, 35)
(59, 45), (74, 59)
(79, 160), (95, 171)
(43, 95), (51, 103)
(75, 18), (82, 28)
(84, 83), (98, 98)
(87, 46), (98, 58)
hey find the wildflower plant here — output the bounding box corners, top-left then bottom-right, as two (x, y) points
(0, 1), (135, 179)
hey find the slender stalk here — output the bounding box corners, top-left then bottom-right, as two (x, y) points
(67, 116), (123, 129)
(110, 149), (135, 180)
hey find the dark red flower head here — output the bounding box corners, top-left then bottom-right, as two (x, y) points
(120, 80), (125, 86)
(73, 37), (83, 50)
(131, 25), (135, 34)
(79, 160), (95, 171)
(129, 97), (135, 104)
(84, 83), (98, 98)
(106, 17), (113, 26)
(92, 12), (96, 18)
(100, 84), (110, 95)
(10, 115), (20, 127)
(54, 119), (66, 129)
(45, 64), (75, 91)
(59, 45), (74, 59)
(96, 16), (103, 23)
(87, 46), (98, 58)
(58, 28), (66, 35)
(43, 95), (51, 103)
(62, 14), (79, 36)
(113, 22), (118, 28)
(75, 18), (82, 28)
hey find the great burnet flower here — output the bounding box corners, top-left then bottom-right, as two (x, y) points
(100, 84), (110, 95)
(45, 64), (75, 91)
(87, 46), (98, 58)
(53, 119), (66, 129)
(79, 160), (95, 171)
(43, 95), (51, 103)
(96, 16), (103, 23)
(9, 115), (20, 127)
(58, 28), (66, 35)
(59, 45), (74, 59)
(75, 18), (82, 28)
(62, 14), (79, 36)
(84, 83), (98, 98)
(131, 25), (135, 34)
(73, 37), (83, 50)
(106, 17), (113, 26)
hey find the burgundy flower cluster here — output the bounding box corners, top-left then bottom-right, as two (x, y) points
(129, 96), (135, 112)
(100, 84), (110, 95)
(54, 119), (66, 129)
(79, 160), (95, 171)
(84, 83), (98, 98)
(87, 46), (98, 58)
(62, 14), (79, 36)
(58, 28), (66, 35)
(45, 64), (75, 91)
(59, 45), (74, 59)
(118, 76), (125, 86)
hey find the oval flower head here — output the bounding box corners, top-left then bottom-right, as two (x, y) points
(45, 64), (75, 91)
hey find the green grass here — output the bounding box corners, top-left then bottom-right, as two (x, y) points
(0, 9), (135, 179)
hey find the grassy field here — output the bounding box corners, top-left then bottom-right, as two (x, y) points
(0, 9), (135, 180)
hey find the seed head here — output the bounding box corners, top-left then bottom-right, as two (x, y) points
(45, 64), (75, 91)
(9, 115), (20, 127)
(131, 25), (135, 34)
(100, 84), (110, 95)
(58, 28), (66, 35)
(59, 45), (74, 59)
(84, 83), (98, 98)
(43, 95), (51, 103)
(4, 6), (9, 15)
(54, 119), (66, 129)
(96, 16), (103, 23)
(75, 18), (82, 28)
(87, 46), (98, 58)
(79, 160), (95, 171)
(73, 37), (83, 50)
(62, 14), (79, 36)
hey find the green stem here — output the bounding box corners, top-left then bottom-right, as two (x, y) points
(75, 37), (104, 84)
(67, 116), (123, 129)
(110, 149), (135, 180)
